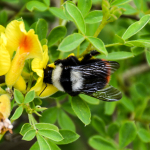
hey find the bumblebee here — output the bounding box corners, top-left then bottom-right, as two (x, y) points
(43, 51), (122, 101)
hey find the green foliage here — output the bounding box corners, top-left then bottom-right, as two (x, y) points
(1, 0), (150, 150)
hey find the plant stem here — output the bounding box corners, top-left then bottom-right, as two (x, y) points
(56, 99), (61, 108)
(79, 20), (107, 57)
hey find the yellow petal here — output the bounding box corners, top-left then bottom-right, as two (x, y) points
(0, 94), (11, 119)
(13, 76), (26, 93)
(32, 58), (44, 77)
(32, 45), (49, 77)
(5, 50), (27, 86)
(0, 87), (7, 95)
(36, 83), (58, 98)
(0, 41), (11, 76)
(47, 63), (55, 68)
(5, 20), (26, 57)
(30, 76), (43, 92)
(0, 25), (5, 34)
(24, 29), (43, 60)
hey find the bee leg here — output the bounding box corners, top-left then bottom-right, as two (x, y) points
(55, 56), (80, 66)
(81, 50), (100, 63)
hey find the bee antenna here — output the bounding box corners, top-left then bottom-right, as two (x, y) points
(39, 83), (47, 96)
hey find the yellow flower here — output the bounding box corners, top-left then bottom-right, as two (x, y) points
(5, 20), (43, 87)
(0, 31), (11, 76)
(0, 94), (13, 134)
(31, 45), (58, 97)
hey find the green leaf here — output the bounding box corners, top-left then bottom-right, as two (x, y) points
(79, 94), (99, 105)
(86, 36), (108, 55)
(135, 83), (148, 97)
(40, 107), (58, 124)
(26, 1), (48, 12)
(24, 91), (35, 104)
(55, 130), (80, 145)
(58, 33), (85, 52)
(36, 134), (51, 150)
(99, 52), (134, 60)
(22, 129), (36, 141)
(71, 96), (91, 125)
(11, 105), (23, 120)
(35, 123), (59, 132)
(89, 135), (116, 150)
(47, 140), (61, 150)
(105, 102), (116, 115)
(36, 19), (48, 41)
(121, 4), (137, 15)
(0, 10), (8, 26)
(85, 10), (103, 24)
(146, 49), (150, 65)
(38, 129), (63, 142)
(138, 128), (150, 143)
(114, 34), (125, 44)
(125, 40), (150, 47)
(66, 2), (86, 34)
(58, 109), (75, 132)
(49, 7), (68, 20)
(92, 115), (106, 136)
(121, 96), (134, 112)
(131, 47), (145, 56)
(48, 26), (67, 47)
(78, 0), (92, 17)
(43, 0), (50, 6)
(41, 39), (48, 46)
(122, 15), (150, 40)
(20, 123), (32, 136)
(30, 142), (40, 150)
(108, 123), (119, 138)
(14, 89), (24, 104)
(119, 121), (137, 149)
(111, 0), (132, 6)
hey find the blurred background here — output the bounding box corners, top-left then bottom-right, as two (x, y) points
(0, 0), (150, 150)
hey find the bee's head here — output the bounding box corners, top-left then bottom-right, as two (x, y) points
(43, 67), (54, 84)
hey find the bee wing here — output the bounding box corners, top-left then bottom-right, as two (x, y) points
(82, 84), (122, 101)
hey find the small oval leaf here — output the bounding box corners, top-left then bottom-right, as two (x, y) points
(36, 19), (48, 41)
(119, 121), (137, 149)
(55, 129), (80, 145)
(14, 89), (24, 104)
(87, 36), (108, 55)
(58, 33), (85, 52)
(26, 1), (48, 12)
(22, 129), (36, 141)
(66, 2), (86, 34)
(99, 52), (134, 60)
(38, 129), (63, 142)
(78, 0), (92, 17)
(122, 15), (150, 40)
(11, 105), (23, 120)
(24, 91), (35, 104)
(58, 109), (75, 132)
(48, 26), (67, 47)
(85, 10), (103, 24)
(36, 134), (51, 150)
(79, 94), (99, 105)
(71, 96), (91, 125)
(89, 135), (116, 150)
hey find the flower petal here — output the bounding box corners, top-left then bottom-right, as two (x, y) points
(0, 25), (5, 34)
(30, 77), (43, 92)
(5, 20), (26, 57)
(36, 83), (58, 98)
(0, 36), (11, 76)
(0, 94), (11, 119)
(24, 29), (43, 60)
(13, 75), (26, 93)
(32, 45), (49, 77)
(5, 50), (27, 86)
